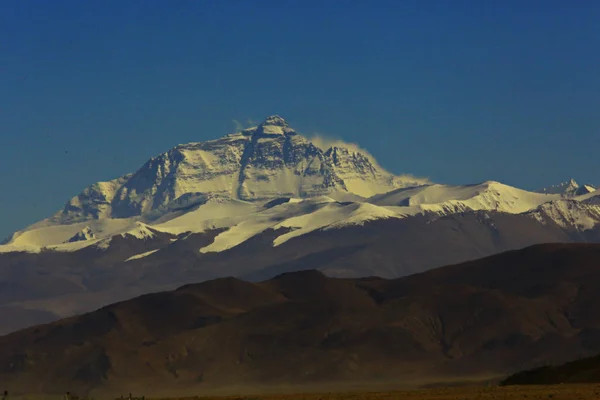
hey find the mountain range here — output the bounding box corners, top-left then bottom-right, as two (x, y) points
(1, 116), (599, 336)
(3, 243), (600, 397)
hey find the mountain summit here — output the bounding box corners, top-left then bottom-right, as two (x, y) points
(245, 115), (296, 136)
(538, 178), (596, 197)
(46, 116), (427, 225)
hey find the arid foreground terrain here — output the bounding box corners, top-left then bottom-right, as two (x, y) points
(4, 243), (600, 395)
(149, 384), (600, 400)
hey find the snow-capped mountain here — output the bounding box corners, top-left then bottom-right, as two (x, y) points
(48, 115), (426, 226)
(528, 200), (600, 230)
(576, 189), (600, 205)
(3, 116), (600, 255)
(2, 115), (600, 335)
(368, 181), (559, 214)
(538, 178), (596, 197)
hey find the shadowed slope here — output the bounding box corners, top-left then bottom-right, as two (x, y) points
(2, 244), (600, 396)
(501, 353), (600, 385)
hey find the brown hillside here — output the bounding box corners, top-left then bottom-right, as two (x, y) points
(2, 243), (600, 396)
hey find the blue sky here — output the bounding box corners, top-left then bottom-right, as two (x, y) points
(1, 0), (600, 238)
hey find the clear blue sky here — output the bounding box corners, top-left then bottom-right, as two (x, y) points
(1, 0), (600, 238)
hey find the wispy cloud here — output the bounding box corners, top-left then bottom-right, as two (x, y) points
(231, 119), (244, 132)
(308, 132), (377, 160)
(308, 132), (430, 183)
(232, 118), (259, 132)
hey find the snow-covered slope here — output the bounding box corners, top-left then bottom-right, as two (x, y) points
(528, 200), (600, 230)
(538, 179), (596, 197)
(183, 181), (595, 254)
(368, 181), (560, 214)
(575, 189), (600, 204)
(4, 218), (140, 250)
(199, 197), (400, 253)
(153, 196), (259, 234)
(56, 174), (133, 224)
(124, 249), (160, 262)
(579, 185), (597, 196)
(322, 146), (422, 198)
(1, 219), (175, 253)
(65, 226), (96, 243)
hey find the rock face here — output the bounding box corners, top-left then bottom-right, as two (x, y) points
(52, 116), (426, 224)
(528, 200), (600, 230)
(58, 175), (132, 223)
(65, 226), (96, 243)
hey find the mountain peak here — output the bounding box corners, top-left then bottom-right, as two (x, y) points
(262, 115), (289, 126)
(6, 115), (427, 234)
(251, 115), (296, 137)
(537, 178), (594, 197)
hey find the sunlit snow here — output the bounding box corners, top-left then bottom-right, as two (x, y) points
(2, 117), (599, 255)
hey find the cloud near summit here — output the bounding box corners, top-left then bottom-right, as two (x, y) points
(309, 133), (429, 183)
(231, 118), (258, 132)
(309, 133), (376, 159)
